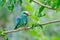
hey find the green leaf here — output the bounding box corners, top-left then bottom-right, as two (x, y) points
(56, 0), (60, 12)
(32, 24), (43, 29)
(5, 38), (8, 40)
(56, 0), (60, 8)
(24, 4), (34, 12)
(9, 0), (16, 4)
(0, 30), (6, 36)
(38, 6), (45, 17)
(8, 4), (14, 11)
(36, 24), (43, 29)
(32, 24), (36, 29)
(30, 15), (39, 21)
(28, 29), (38, 36)
(0, 0), (6, 8)
(51, 2), (56, 9)
(46, 0), (51, 5)
(18, 0), (22, 5)
(39, 6), (44, 14)
(51, 0), (60, 12)
(29, 0), (33, 3)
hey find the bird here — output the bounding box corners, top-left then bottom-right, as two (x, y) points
(14, 11), (30, 29)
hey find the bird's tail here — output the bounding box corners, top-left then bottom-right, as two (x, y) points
(14, 22), (19, 29)
(14, 21), (20, 29)
(14, 25), (17, 30)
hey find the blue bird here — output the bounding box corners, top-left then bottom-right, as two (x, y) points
(14, 11), (30, 29)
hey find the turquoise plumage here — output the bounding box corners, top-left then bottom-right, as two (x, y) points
(14, 11), (30, 29)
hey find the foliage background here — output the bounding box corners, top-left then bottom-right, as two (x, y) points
(0, 0), (60, 40)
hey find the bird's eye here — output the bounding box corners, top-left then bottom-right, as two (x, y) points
(23, 12), (26, 14)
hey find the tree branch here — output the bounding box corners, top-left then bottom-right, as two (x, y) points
(4, 27), (31, 34)
(42, 20), (60, 25)
(33, 0), (56, 10)
(4, 20), (60, 34)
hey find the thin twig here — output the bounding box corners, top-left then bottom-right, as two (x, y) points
(42, 20), (60, 25)
(33, 0), (56, 10)
(4, 20), (60, 34)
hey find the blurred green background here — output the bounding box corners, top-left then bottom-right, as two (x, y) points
(0, 0), (60, 40)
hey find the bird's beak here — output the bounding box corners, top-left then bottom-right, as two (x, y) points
(28, 13), (31, 16)
(26, 13), (31, 16)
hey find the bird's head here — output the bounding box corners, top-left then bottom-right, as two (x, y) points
(23, 11), (30, 16)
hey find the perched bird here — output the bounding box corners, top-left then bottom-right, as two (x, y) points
(14, 11), (30, 29)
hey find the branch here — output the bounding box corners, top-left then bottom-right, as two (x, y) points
(42, 20), (60, 25)
(33, 0), (56, 10)
(4, 27), (32, 34)
(4, 20), (60, 34)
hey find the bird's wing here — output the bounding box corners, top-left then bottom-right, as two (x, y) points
(14, 17), (21, 29)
